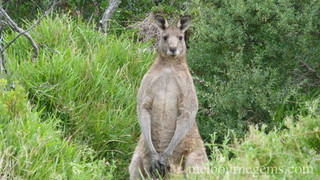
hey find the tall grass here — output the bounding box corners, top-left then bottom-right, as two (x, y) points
(4, 14), (154, 178)
(0, 79), (114, 179)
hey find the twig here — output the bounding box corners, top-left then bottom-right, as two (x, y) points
(0, 0), (60, 61)
(310, 31), (320, 37)
(294, 130), (320, 136)
(0, 7), (39, 59)
(293, 138), (307, 166)
(0, 27), (6, 74)
(0, 1), (6, 74)
(298, 58), (320, 80)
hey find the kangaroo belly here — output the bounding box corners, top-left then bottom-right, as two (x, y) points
(149, 68), (181, 153)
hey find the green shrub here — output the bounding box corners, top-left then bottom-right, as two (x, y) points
(0, 79), (113, 179)
(201, 98), (320, 179)
(188, 0), (320, 142)
(4, 14), (154, 178)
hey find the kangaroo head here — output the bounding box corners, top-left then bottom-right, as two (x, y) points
(154, 15), (191, 59)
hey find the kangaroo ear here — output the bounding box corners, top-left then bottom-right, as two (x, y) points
(154, 15), (169, 31)
(177, 15), (191, 32)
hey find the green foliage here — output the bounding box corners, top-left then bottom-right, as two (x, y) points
(0, 79), (113, 179)
(151, 0), (194, 16)
(4, 14), (154, 178)
(202, 99), (320, 179)
(0, 79), (28, 121)
(3, 0), (195, 30)
(62, 0), (156, 29)
(188, 0), (320, 143)
(3, 0), (52, 25)
(3, 0), (151, 29)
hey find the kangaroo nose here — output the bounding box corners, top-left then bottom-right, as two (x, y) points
(169, 47), (177, 53)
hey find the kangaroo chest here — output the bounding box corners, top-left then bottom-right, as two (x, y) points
(147, 68), (182, 152)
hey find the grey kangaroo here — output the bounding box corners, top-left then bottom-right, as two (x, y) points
(129, 15), (208, 179)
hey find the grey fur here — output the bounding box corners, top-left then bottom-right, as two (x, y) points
(129, 15), (208, 180)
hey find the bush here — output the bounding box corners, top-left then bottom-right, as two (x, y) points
(188, 0), (320, 142)
(4, 0), (160, 27)
(201, 98), (320, 179)
(0, 79), (113, 179)
(4, 14), (154, 178)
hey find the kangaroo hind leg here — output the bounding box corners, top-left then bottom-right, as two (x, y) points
(129, 151), (146, 180)
(184, 147), (209, 177)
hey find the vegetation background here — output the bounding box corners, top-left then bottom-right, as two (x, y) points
(0, 0), (319, 179)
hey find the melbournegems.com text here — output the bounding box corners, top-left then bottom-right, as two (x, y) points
(189, 165), (314, 177)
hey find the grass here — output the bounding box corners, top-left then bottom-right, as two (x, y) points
(4, 14), (154, 178)
(0, 79), (114, 179)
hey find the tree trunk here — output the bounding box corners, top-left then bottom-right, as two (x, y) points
(99, 0), (120, 32)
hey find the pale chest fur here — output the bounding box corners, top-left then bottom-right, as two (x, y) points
(144, 68), (183, 152)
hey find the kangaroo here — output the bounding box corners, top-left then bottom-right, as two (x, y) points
(129, 15), (208, 179)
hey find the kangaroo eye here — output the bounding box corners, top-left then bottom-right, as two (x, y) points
(179, 36), (183, 40)
(163, 36), (168, 41)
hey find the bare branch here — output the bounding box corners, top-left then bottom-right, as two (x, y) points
(298, 58), (320, 80)
(0, 20), (6, 26)
(294, 138), (307, 166)
(99, 0), (120, 32)
(0, 0), (6, 74)
(0, 0), (60, 61)
(0, 29), (6, 74)
(0, 7), (39, 59)
(310, 31), (320, 37)
(294, 130), (320, 136)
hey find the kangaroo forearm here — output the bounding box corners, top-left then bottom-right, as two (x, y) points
(139, 109), (158, 158)
(141, 125), (158, 157)
(163, 116), (194, 156)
